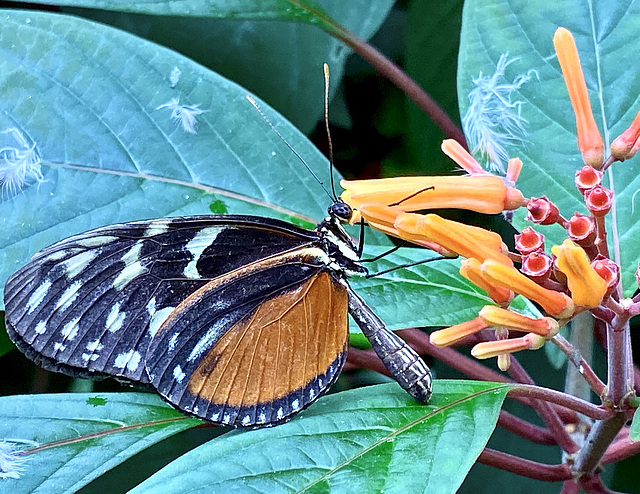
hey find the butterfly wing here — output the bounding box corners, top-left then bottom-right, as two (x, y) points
(146, 251), (349, 428)
(4, 215), (318, 384)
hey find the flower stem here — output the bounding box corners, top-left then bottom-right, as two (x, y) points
(571, 412), (627, 477)
(477, 448), (571, 481)
(552, 332), (606, 396)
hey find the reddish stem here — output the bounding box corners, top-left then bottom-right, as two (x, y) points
(477, 448), (572, 481)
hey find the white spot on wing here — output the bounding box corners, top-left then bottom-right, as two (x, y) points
(241, 415), (251, 426)
(292, 399), (300, 411)
(277, 407), (284, 420)
(55, 281), (82, 311)
(81, 352), (100, 362)
(63, 250), (99, 279)
(60, 317), (80, 341)
(187, 326), (218, 362)
(183, 226), (222, 279)
(148, 306), (175, 337)
(113, 261), (147, 290)
(105, 302), (126, 333)
(114, 350), (142, 372)
(168, 332), (179, 352)
(173, 365), (186, 383)
(143, 223), (170, 237)
(34, 321), (47, 334)
(121, 241), (143, 265)
(211, 412), (220, 421)
(86, 339), (103, 352)
(53, 342), (66, 352)
(76, 236), (118, 248)
(27, 280), (52, 314)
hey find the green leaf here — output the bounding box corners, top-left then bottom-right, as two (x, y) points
(458, 0), (640, 296)
(352, 247), (489, 328)
(130, 381), (511, 494)
(59, 0), (395, 133)
(630, 406), (640, 442)
(0, 393), (200, 492)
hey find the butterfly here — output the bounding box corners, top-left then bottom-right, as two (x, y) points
(4, 200), (432, 427)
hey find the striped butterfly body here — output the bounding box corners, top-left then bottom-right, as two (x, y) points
(4, 203), (432, 427)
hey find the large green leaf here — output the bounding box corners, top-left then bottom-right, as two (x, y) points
(0, 393), (200, 493)
(458, 0), (640, 296)
(130, 381), (511, 494)
(51, 0), (396, 133)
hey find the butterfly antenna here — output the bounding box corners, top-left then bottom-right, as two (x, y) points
(323, 63), (338, 201)
(246, 94), (334, 203)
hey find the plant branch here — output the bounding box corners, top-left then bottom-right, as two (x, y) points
(552, 333), (606, 397)
(571, 412), (627, 477)
(498, 410), (556, 445)
(508, 386), (612, 421)
(601, 428), (640, 465)
(313, 18), (467, 145)
(477, 448), (572, 481)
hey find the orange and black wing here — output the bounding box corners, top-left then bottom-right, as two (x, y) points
(4, 215), (320, 384)
(146, 250), (349, 427)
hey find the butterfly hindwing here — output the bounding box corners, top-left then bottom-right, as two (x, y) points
(146, 254), (349, 427)
(4, 215), (320, 384)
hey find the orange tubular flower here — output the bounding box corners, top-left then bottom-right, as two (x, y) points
(551, 239), (608, 308)
(460, 258), (514, 305)
(340, 175), (525, 218)
(394, 213), (514, 267)
(471, 333), (546, 360)
(478, 306), (560, 337)
(441, 139), (488, 175)
(481, 259), (575, 318)
(357, 203), (455, 255)
(611, 110), (640, 161)
(430, 317), (489, 347)
(553, 27), (604, 168)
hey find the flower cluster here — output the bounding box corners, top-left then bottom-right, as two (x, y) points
(340, 27), (633, 371)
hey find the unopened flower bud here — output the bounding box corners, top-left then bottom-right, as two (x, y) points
(460, 258), (514, 305)
(574, 166), (602, 193)
(551, 239), (608, 308)
(567, 213), (596, 246)
(591, 256), (619, 296)
(441, 139), (487, 175)
(479, 306), (559, 337)
(430, 317), (489, 347)
(481, 259), (575, 317)
(521, 252), (553, 281)
(471, 333), (546, 360)
(506, 158), (523, 184)
(585, 186), (613, 216)
(526, 197), (560, 225)
(611, 110), (640, 161)
(515, 226), (545, 255)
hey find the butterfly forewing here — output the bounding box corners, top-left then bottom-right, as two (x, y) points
(146, 252), (349, 427)
(4, 215), (320, 384)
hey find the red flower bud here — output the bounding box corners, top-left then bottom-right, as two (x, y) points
(567, 212), (596, 246)
(611, 110), (640, 161)
(515, 227), (545, 255)
(591, 256), (619, 296)
(585, 186), (613, 216)
(526, 197), (560, 225)
(574, 165), (602, 193)
(521, 252), (553, 281)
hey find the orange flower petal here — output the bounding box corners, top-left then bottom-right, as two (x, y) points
(395, 213), (514, 267)
(611, 110), (640, 161)
(471, 333), (546, 359)
(478, 306), (559, 337)
(340, 175), (524, 215)
(553, 27), (604, 168)
(441, 139), (487, 174)
(460, 258), (514, 305)
(430, 317), (489, 347)
(551, 239), (608, 308)
(481, 259), (575, 317)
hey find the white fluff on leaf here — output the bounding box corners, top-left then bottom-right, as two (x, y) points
(462, 53), (536, 174)
(0, 127), (44, 197)
(157, 97), (206, 134)
(0, 441), (28, 479)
